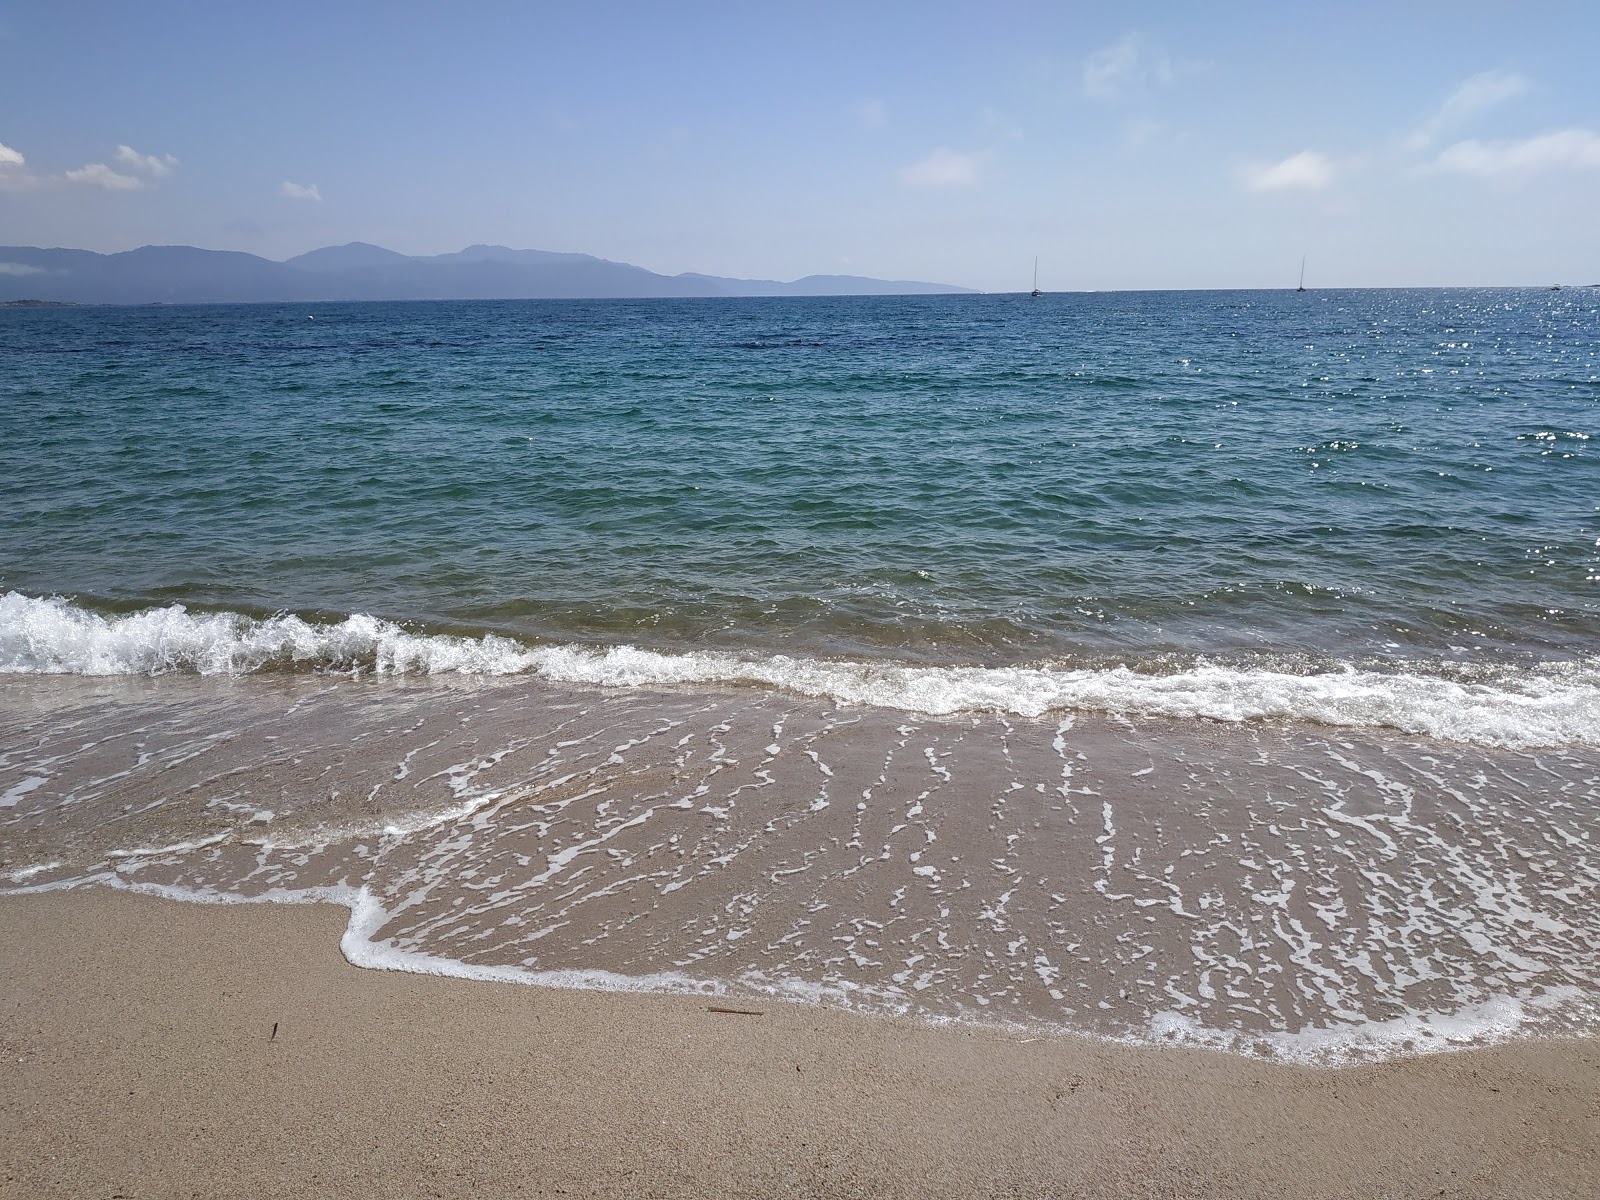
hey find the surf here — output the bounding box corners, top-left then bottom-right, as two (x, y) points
(4, 591), (1596, 749)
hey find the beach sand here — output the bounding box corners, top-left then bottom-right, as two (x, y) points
(3, 891), (1596, 1199)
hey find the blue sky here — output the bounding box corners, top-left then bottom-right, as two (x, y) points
(2, 1), (1597, 290)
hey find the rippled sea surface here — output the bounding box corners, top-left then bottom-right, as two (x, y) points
(3, 290), (1598, 1062)
(4, 290), (1596, 664)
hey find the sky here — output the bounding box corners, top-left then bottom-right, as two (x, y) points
(1, 1), (1597, 291)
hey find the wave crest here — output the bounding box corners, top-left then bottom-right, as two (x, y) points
(3, 591), (1597, 748)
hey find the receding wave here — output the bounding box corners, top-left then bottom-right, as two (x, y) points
(4, 591), (1597, 748)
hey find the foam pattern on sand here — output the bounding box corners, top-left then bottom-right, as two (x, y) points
(4, 677), (1598, 1063)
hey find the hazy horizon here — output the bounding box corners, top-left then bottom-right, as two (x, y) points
(6, 238), (1599, 295)
(2, 2), (1597, 291)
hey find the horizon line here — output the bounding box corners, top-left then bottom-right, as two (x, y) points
(5, 242), (1591, 295)
(7, 285), (1596, 311)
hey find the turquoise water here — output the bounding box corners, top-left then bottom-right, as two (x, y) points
(6, 290), (1600, 1054)
(2, 290), (1597, 668)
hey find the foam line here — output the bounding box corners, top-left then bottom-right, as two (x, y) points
(4, 591), (1597, 748)
(1, 872), (1585, 1065)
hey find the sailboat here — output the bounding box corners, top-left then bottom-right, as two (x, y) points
(1296, 256), (1307, 293)
(1030, 258), (1042, 297)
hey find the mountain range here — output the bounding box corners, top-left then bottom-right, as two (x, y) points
(0, 242), (975, 305)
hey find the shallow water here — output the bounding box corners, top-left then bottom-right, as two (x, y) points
(4, 674), (1596, 1062)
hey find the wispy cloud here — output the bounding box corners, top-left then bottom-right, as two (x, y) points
(0, 139), (179, 192)
(0, 138), (41, 192)
(115, 144), (178, 177)
(1238, 69), (1565, 196)
(64, 162), (144, 190)
(1434, 129), (1600, 176)
(0, 261), (44, 276)
(1243, 150), (1336, 192)
(280, 180), (323, 202)
(1406, 69), (1529, 151)
(1122, 117), (1164, 151)
(978, 106), (1024, 144)
(856, 98), (889, 130)
(899, 147), (977, 188)
(1082, 32), (1174, 101)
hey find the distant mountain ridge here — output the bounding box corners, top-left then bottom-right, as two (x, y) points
(0, 242), (975, 305)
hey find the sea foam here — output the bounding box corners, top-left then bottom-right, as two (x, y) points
(10, 873), (1586, 1065)
(3, 591), (1597, 748)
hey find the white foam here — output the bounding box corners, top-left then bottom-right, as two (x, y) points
(0, 872), (747, 1000)
(0, 591), (532, 677)
(4, 591), (1598, 748)
(4, 860), (62, 884)
(339, 888), (728, 995)
(1142, 985), (1591, 1064)
(3, 871), (1590, 1065)
(106, 833), (234, 859)
(1, 775), (48, 808)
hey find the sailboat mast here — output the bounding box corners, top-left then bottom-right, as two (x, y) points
(1297, 256), (1307, 292)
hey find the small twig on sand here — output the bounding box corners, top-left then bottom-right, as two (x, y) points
(270, 1022), (279, 1042)
(706, 1006), (765, 1016)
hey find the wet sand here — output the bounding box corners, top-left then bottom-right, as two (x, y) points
(3, 890), (1597, 1199)
(8, 675), (1600, 1056)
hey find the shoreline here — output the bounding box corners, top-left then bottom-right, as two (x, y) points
(4, 890), (1597, 1199)
(7, 671), (1600, 1054)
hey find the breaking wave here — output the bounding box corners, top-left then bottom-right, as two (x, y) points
(4, 591), (1598, 748)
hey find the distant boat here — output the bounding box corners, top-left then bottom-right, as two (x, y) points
(1030, 258), (1042, 298)
(1549, 284), (1562, 292)
(1297, 256), (1307, 293)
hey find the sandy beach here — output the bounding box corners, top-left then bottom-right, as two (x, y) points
(7, 8), (1599, 1196)
(3, 890), (1596, 1199)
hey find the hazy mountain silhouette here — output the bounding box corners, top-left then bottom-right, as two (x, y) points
(0, 243), (975, 304)
(284, 242), (415, 271)
(424, 244), (604, 267)
(0, 246), (310, 305)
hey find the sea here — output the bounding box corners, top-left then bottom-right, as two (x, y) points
(2, 288), (1597, 1062)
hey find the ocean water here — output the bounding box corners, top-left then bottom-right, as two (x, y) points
(5, 289), (1597, 665)
(3, 290), (1598, 1061)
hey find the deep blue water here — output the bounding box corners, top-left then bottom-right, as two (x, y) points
(2, 290), (1597, 668)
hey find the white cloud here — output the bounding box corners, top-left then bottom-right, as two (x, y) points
(1434, 128), (1600, 176)
(0, 262), (44, 276)
(856, 98), (888, 130)
(1083, 33), (1173, 100)
(64, 162), (144, 190)
(0, 140), (177, 193)
(1244, 150), (1336, 192)
(115, 144), (178, 177)
(899, 147), (977, 188)
(1407, 69), (1529, 150)
(1438, 69), (1530, 124)
(280, 180), (323, 202)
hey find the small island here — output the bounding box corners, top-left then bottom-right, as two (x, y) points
(0, 299), (80, 308)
